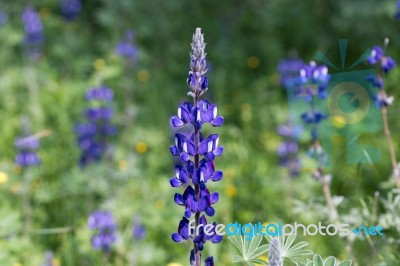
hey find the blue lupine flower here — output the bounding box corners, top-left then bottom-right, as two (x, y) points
(366, 74), (383, 89)
(85, 86), (114, 101)
(14, 135), (40, 167)
(21, 7), (43, 57)
(41, 251), (56, 266)
(0, 10), (7, 25)
(115, 30), (137, 63)
(301, 111), (327, 124)
(171, 217), (191, 242)
(193, 216), (222, 251)
(170, 28), (223, 265)
(277, 58), (305, 89)
(276, 124), (303, 139)
(205, 256), (214, 266)
(367, 46), (396, 73)
(374, 92), (394, 108)
(88, 211), (116, 252)
(132, 216), (146, 240)
(75, 86), (116, 166)
(366, 45), (396, 110)
(297, 61), (329, 99)
(60, 0), (82, 21)
(293, 61), (329, 142)
(396, 1), (400, 19)
(276, 124), (302, 177)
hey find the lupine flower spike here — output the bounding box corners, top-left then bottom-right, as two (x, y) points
(296, 61), (330, 169)
(366, 40), (400, 187)
(88, 211), (117, 252)
(115, 30), (137, 64)
(21, 7), (43, 58)
(276, 124), (302, 177)
(269, 238), (283, 266)
(277, 58), (305, 90)
(170, 28), (223, 266)
(60, 0), (82, 21)
(75, 86), (117, 166)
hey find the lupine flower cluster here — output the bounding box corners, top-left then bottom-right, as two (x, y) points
(21, 7), (43, 56)
(296, 61), (330, 141)
(115, 30), (137, 64)
(14, 134), (40, 167)
(169, 28), (223, 266)
(132, 216), (146, 240)
(277, 58), (305, 89)
(41, 251), (56, 266)
(0, 9), (7, 26)
(396, 1), (400, 20)
(366, 46), (396, 108)
(366, 44), (400, 186)
(75, 86), (117, 166)
(60, 0), (82, 21)
(87, 211), (116, 252)
(276, 124), (302, 177)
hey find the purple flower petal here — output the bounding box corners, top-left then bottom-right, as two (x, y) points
(210, 192), (219, 204)
(174, 193), (184, 205)
(170, 177), (183, 187)
(211, 171), (223, 181)
(211, 116), (224, 127)
(172, 233), (184, 243)
(171, 116), (184, 127)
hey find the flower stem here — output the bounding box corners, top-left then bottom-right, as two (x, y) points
(320, 171), (356, 263)
(22, 170), (31, 237)
(193, 94), (201, 266)
(380, 106), (400, 187)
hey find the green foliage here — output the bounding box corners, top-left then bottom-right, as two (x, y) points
(229, 233), (268, 265)
(0, 0), (400, 264)
(305, 255), (351, 266)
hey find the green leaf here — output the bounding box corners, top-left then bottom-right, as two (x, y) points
(250, 258), (268, 265)
(229, 234), (244, 255)
(338, 260), (352, 266)
(250, 244), (269, 260)
(324, 257), (337, 266)
(313, 255), (324, 266)
(232, 255), (244, 263)
(247, 233), (263, 259)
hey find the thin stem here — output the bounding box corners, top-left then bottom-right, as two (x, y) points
(320, 172), (356, 264)
(22, 170), (31, 236)
(380, 106), (400, 187)
(193, 94), (201, 266)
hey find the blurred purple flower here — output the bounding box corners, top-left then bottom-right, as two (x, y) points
(21, 7), (43, 57)
(277, 58), (305, 89)
(14, 135), (40, 167)
(115, 30), (137, 63)
(366, 45), (396, 110)
(60, 0), (82, 21)
(276, 124), (302, 177)
(0, 10), (7, 25)
(88, 211), (116, 252)
(397, 1), (400, 19)
(367, 46), (396, 73)
(132, 217), (146, 240)
(75, 86), (116, 166)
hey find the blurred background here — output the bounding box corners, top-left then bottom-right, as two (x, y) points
(0, 0), (399, 265)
